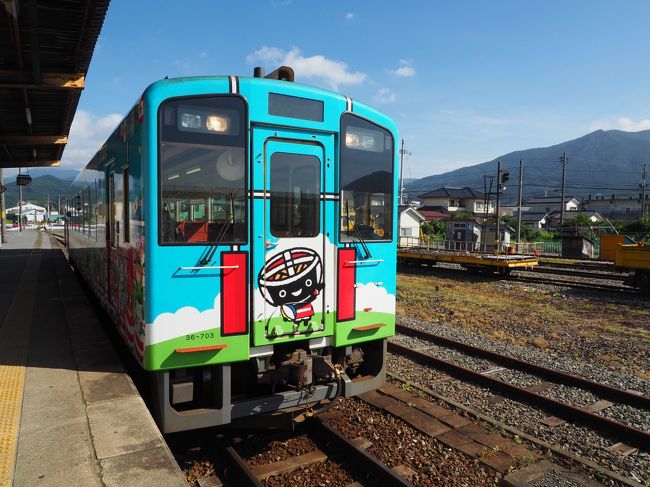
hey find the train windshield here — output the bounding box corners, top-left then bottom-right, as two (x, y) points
(158, 96), (246, 244)
(339, 114), (394, 242)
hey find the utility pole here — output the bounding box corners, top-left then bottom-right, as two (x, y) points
(516, 159), (524, 248)
(19, 179), (23, 232)
(398, 139), (411, 206)
(560, 152), (568, 225)
(482, 175), (494, 253)
(495, 160), (502, 253)
(642, 163), (647, 221)
(0, 168), (5, 246)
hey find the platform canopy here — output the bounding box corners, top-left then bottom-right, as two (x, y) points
(0, 0), (109, 169)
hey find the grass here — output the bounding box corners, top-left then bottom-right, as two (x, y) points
(397, 270), (650, 379)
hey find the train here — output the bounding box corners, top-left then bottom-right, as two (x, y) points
(615, 243), (650, 291)
(65, 66), (398, 433)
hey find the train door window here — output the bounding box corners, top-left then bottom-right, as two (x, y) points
(339, 114), (394, 242)
(123, 168), (130, 243)
(270, 153), (320, 238)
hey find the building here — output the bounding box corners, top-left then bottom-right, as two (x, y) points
(526, 196), (580, 214)
(6, 202), (46, 223)
(583, 194), (645, 222)
(418, 186), (494, 215)
(446, 218), (512, 252)
(518, 212), (549, 229)
(398, 206), (425, 247)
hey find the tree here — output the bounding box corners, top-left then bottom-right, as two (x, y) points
(421, 220), (447, 241)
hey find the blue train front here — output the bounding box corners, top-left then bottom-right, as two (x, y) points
(67, 67), (398, 432)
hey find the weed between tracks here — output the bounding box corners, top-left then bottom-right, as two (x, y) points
(397, 271), (650, 379)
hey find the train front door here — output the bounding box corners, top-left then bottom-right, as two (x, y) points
(252, 129), (334, 346)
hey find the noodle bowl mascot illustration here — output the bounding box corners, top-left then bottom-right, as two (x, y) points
(258, 248), (324, 325)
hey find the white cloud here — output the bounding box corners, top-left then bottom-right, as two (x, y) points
(374, 88), (396, 104)
(149, 302), (221, 345)
(345, 12), (354, 20)
(355, 283), (395, 314)
(588, 117), (650, 132)
(60, 110), (122, 170)
(246, 46), (366, 90)
(391, 59), (416, 77)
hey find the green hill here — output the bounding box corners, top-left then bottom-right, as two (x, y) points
(2, 175), (78, 210)
(405, 129), (650, 203)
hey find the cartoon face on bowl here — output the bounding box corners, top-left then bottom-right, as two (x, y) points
(258, 248), (324, 325)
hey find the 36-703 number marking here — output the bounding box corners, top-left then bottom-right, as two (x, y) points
(185, 332), (215, 340)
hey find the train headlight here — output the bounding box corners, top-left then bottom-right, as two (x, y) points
(345, 132), (360, 148)
(345, 127), (383, 152)
(206, 114), (229, 132)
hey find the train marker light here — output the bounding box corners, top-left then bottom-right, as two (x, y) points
(181, 112), (201, 129)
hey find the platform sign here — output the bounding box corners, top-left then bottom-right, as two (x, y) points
(16, 174), (32, 186)
(0, 184), (6, 193)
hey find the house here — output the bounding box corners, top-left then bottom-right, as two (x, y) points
(446, 219), (513, 252)
(518, 212), (550, 229)
(583, 194), (645, 222)
(417, 207), (450, 222)
(526, 196), (580, 214)
(546, 211), (603, 227)
(418, 186), (494, 215)
(398, 206), (425, 247)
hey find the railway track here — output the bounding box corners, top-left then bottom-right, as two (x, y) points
(389, 324), (650, 451)
(191, 416), (415, 486)
(507, 271), (638, 294)
(528, 265), (628, 280)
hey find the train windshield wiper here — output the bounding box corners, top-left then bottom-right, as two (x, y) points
(200, 193), (235, 265)
(352, 223), (372, 260)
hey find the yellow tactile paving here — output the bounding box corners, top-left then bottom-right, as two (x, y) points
(0, 234), (41, 487)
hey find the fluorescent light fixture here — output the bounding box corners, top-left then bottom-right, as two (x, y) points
(186, 167), (201, 175)
(168, 173), (180, 180)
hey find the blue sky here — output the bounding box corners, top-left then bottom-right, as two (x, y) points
(51, 0), (650, 179)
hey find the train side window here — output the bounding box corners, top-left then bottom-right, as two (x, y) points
(123, 168), (130, 243)
(339, 114), (394, 242)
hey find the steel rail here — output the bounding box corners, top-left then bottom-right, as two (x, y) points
(528, 267), (627, 281)
(507, 274), (637, 293)
(396, 324), (650, 410)
(310, 416), (415, 487)
(388, 341), (650, 450)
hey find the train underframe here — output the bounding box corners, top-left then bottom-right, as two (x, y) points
(151, 339), (387, 433)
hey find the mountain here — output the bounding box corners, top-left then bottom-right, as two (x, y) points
(405, 129), (650, 203)
(2, 175), (78, 209)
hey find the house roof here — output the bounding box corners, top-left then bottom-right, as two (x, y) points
(526, 196), (578, 204)
(398, 205), (426, 221)
(520, 212), (549, 221)
(418, 209), (450, 221)
(418, 186), (484, 199)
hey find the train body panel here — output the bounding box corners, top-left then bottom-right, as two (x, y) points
(615, 243), (650, 290)
(66, 72), (398, 431)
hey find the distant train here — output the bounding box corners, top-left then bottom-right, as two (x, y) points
(66, 67), (398, 432)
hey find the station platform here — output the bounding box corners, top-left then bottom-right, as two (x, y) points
(0, 230), (187, 486)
